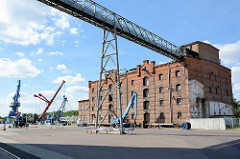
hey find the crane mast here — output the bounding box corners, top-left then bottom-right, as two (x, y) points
(6, 80), (21, 124)
(34, 80), (65, 120)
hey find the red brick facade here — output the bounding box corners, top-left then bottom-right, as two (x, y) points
(78, 42), (234, 125)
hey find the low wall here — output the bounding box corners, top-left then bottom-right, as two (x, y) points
(186, 118), (226, 130)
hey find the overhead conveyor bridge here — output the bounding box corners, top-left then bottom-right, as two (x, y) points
(37, 0), (184, 60)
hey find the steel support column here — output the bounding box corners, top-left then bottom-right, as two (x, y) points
(95, 27), (123, 134)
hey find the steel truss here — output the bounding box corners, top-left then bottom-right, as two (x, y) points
(37, 0), (183, 60)
(95, 27), (123, 134)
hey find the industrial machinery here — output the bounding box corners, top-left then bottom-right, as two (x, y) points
(6, 80), (21, 124)
(100, 92), (137, 127)
(34, 80), (65, 121)
(14, 113), (28, 128)
(47, 95), (68, 123)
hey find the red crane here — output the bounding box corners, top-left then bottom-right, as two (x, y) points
(34, 80), (65, 120)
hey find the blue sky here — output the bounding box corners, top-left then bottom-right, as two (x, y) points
(0, 0), (240, 117)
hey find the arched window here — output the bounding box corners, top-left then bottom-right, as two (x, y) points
(143, 101), (149, 110)
(143, 89), (149, 98)
(108, 104), (113, 110)
(159, 87), (164, 93)
(159, 74), (163, 80)
(176, 70), (180, 77)
(108, 94), (113, 102)
(160, 112), (165, 119)
(176, 84), (181, 91)
(160, 100), (164, 106)
(143, 77), (149, 86)
(177, 98), (182, 105)
(177, 112), (182, 118)
(131, 80), (134, 85)
(109, 84), (112, 91)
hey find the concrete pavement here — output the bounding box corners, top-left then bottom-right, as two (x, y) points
(0, 126), (240, 159)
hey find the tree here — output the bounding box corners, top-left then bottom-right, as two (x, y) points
(234, 98), (240, 117)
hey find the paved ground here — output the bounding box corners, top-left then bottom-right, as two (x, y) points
(0, 125), (240, 159)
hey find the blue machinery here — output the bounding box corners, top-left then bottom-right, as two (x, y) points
(6, 80), (21, 124)
(36, 0), (197, 134)
(47, 95), (68, 123)
(100, 92), (137, 127)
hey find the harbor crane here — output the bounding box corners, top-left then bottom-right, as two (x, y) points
(6, 80), (21, 124)
(34, 80), (65, 120)
(35, 0), (198, 134)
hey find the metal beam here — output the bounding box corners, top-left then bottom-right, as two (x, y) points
(37, 0), (183, 60)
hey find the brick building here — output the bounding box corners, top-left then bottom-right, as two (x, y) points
(78, 41), (234, 125)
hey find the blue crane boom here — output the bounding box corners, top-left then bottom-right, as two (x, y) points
(57, 95), (68, 118)
(113, 92), (137, 125)
(6, 80), (21, 124)
(122, 92), (137, 121)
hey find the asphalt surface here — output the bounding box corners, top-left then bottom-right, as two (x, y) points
(0, 125), (240, 159)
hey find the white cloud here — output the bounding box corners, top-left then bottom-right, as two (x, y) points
(16, 52), (24, 57)
(57, 64), (69, 73)
(214, 41), (240, 65)
(66, 86), (88, 94)
(52, 74), (85, 85)
(48, 51), (63, 56)
(36, 48), (43, 55)
(231, 66), (240, 83)
(50, 9), (70, 30)
(38, 59), (43, 62)
(233, 83), (240, 92)
(0, 58), (42, 78)
(0, 0), (72, 46)
(70, 28), (78, 34)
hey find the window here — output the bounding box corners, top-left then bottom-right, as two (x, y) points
(92, 97), (94, 101)
(100, 115), (103, 121)
(209, 87), (212, 93)
(215, 88), (218, 94)
(177, 112), (182, 118)
(131, 114), (135, 119)
(80, 115), (83, 120)
(143, 101), (149, 110)
(100, 96), (103, 101)
(159, 87), (164, 93)
(143, 77), (149, 86)
(92, 106), (94, 111)
(131, 80), (134, 85)
(159, 74), (163, 80)
(176, 70), (180, 77)
(143, 89), (149, 98)
(84, 106), (87, 110)
(109, 94), (113, 102)
(92, 88), (94, 92)
(160, 100), (164, 106)
(131, 91), (134, 96)
(177, 98), (182, 105)
(83, 115), (86, 121)
(160, 112), (165, 119)
(81, 106), (83, 110)
(109, 84), (112, 91)
(176, 84), (181, 91)
(226, 90), (229, 96)
(109, 104), (113, 110)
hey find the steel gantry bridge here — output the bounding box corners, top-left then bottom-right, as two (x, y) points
(36, 0), (193, 134)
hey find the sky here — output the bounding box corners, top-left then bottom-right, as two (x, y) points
(0, 0), (240, 117)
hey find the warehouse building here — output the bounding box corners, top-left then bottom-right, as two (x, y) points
(78, 41), (234, 125)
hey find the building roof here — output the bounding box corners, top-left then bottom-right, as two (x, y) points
(181, 41), (219, 51)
